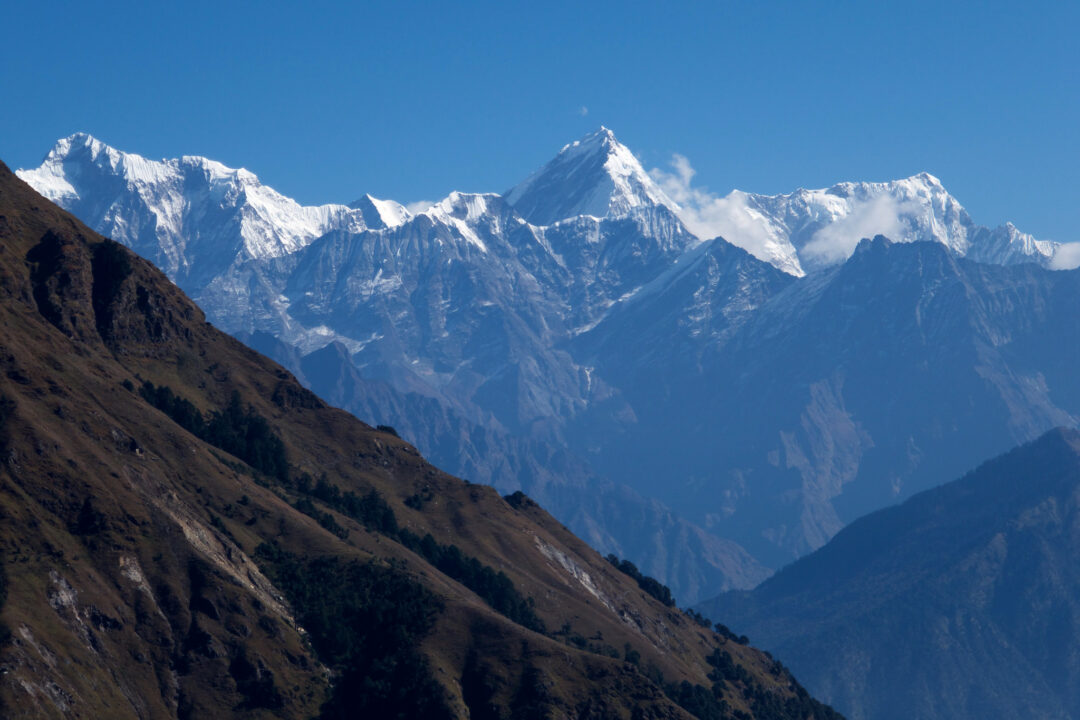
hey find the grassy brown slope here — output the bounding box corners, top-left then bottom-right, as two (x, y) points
(0, 161), (834, 719)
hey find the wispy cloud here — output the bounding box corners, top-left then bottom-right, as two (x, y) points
(649, 154), (791, 268)
(405, 200), (435, 214)
(578, 105), (589, 117)
(650, 154), (745, 240)
(802, 195), (919, 267)
(1049, 242), (1080, 270)
(650, 154), (926, 273)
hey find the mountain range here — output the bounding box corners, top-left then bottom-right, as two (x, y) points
(0, 160), (842, 718)
(698, 427), (1080, 720)
(18, 128), (1080, 602)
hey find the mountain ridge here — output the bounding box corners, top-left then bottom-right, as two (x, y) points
(697, 427), (1080, 720)
(506, 126), (682, 225)
(705, 171), (1063, 274)
(0, 159), (841, 719)
(586, 236), (1080, 565)
(17, 129), (1080, 603)
(22, 130), (1070, 280)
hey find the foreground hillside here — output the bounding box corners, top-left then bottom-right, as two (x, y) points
(0, 163), (839, 719)
(699, 428), (1080, 720)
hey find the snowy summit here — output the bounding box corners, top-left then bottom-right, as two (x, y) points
(505, 127), (679, 226)
(16, 133), (409, 286)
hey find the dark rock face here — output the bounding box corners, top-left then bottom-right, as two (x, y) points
(699, 428), (1080, 720)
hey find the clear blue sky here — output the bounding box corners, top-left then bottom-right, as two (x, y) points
(3, 1), (1077, 240)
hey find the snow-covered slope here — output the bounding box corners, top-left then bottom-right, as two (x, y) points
(349, 193), (412, 229)
(16, 133), (371, 286)
(705, 173), (1063, 275)
(506, 127), (681, 225)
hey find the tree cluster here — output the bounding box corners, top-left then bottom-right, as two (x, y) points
(703, 648), (846, 720)
(605, 554), (675, 607)
(287, 473), (545, 634)
(254, 544), (451, 719)
(139, 383), (288, 481)
(398, 528), (545, 633)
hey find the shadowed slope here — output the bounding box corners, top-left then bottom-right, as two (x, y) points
(700, 428), (1080, 720)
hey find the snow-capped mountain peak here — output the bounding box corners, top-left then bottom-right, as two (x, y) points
(21, 132), (142, 201)
(505, 127), (679, 226)
(411, 192), (513, 253)
(349, 193), (412, 229)
(424, 191), (503, 222)
(713, 172), (1060, 275)
(47, 132), (115, 164)
(17, 135), (374, 283)
(16, 129), (1080, 607)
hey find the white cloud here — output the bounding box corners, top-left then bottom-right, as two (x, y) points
(649, 154), (800, 273)
(650, 153), (696, 205)
(801, 194), (919, 267)
(405, 200), (435, 214)
(1049, 242), (1080, 270)
(649, 154), (746, 241)
(579, 105), (589, 117)
(649, 154), (927, 274)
